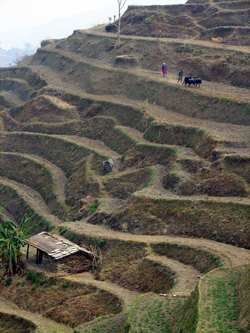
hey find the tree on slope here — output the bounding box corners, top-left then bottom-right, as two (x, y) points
(117, 0), (127, 46)
(0, 219), (27, 275)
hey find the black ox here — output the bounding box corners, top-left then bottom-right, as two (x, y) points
(183, 76), (202, 87)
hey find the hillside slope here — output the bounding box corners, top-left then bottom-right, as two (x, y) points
(0, 10), (250, 333)
(121, 0), (250, 45)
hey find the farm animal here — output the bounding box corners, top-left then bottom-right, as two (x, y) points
(183, 76), (202, 87)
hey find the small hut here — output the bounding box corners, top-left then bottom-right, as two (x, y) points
(26, 232), (93, 266)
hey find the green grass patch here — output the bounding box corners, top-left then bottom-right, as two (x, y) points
(238, 266), (250, 332)
(143, 167), (157, 188)
(25, 271), (55, 288)
(180, 288), (198, 333)
(75, 313), (129, 333)
(88, 201), (99, 214)
(127, 294), (186, 333)
(198, 269), (242, 333)
(77, 291), (199, 333)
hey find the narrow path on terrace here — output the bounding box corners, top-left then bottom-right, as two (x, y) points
(0, 176), (248, 300)
(64, 272), (137, 308)
(0, 298), (73, 333)
(117, 125), (202, 160)
(60, 135), (120, 160)
(43, 94), (79, 113)
(33, 250), (199, 304)
(135, 187), (250, 206)
(207, 0), (222, 10)
(117, 126), (144, 142)
(30, 65), (250, 146)
(146, 254), (200, 296)
(46, 46), (250, 104)
(0, 114), (4, 131)
(83, 29), (250, 54)
(0, 110), (19, 128)
(0, 173), (246, 281)
(63, 221), (250, 268)
(0, 77), (32, 89)
(186, 14), (206, 36)
(2, 130), (115, 160)
(215, 144), (250, 157)
(0, 91), (23, 107)
(28, 262), (136, 309)
(0, 77), (34, 102)
(208, 0), (248, 13)
(1, 136), (248, 272)
(0, 177), (61, 225)
(0, 152), (67, 206)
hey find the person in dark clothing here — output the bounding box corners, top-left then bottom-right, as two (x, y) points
(177, 69), (184, 83)
(161, 63), (168, 78)
(102, 158), (114, 173)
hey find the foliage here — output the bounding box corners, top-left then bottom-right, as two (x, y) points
(25, 271), (55, 287)
(88, 201), (99, 214)
(62, 281), (70, 289)
(0, 217), (29, 275)
(93, 238), (107, 249)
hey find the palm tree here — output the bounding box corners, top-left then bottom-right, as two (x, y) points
(0, 218), (28, 275)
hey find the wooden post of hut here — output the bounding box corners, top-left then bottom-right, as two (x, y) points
(36, 249), (44, 265)
(26, 244), (30, 260)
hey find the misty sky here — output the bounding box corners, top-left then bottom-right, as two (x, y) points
(0, 0), (185, 49)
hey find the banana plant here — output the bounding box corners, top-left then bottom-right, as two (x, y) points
(0, 217), (29, 275)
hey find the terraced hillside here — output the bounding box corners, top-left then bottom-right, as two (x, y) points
(121, 0), (250, 45)
(0, 10), (250, 333)
(114, 0), (250, 88)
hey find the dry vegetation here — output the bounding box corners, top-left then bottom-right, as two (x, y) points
(0, 1), (249, 331)
(0, 271), (121, 328)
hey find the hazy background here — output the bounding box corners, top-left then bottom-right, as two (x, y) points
(0, 0), (185, 49)
(0, 0), (185, 66)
